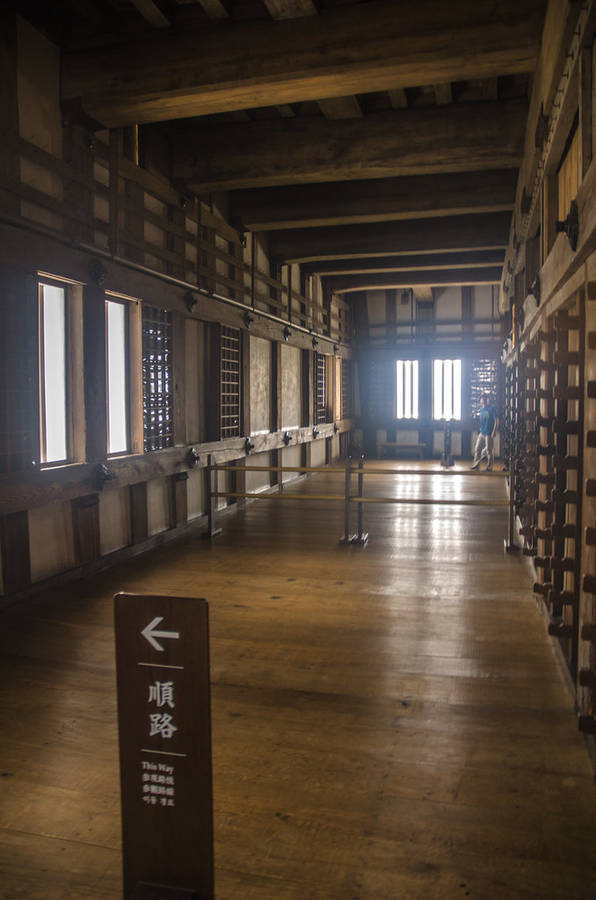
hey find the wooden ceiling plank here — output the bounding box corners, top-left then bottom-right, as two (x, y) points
(230, 170), (517, 230)
(318, 95), (362, 119)
(323, 266), (503, 293)
(129, 0), (171, 28)
(302, 249), (506, 276)
(196, 0), (230, 18)
(268, 212), (512, 263)
(434, 82), (452, 105)
(175, 100), (527, 192)
(263, 0), (318, 17)
(388, 88), (409, 109)
(62, 0), (545, 127)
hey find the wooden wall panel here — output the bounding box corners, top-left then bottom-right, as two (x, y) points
(0, 510), (30, 594)
(187, 468), (205, 520)
(281, 345), (301, 429)
(28, 501), (74, 582)
(310, 439), (326, 468)
(171, 471), (188, 527)
(147, 476), (173, 536)
(71, 494), (100, 565)
(250, 336), (272, 434)
(281, 444), (302, 483)
(99, 486), (132, 555)
(245, 451), (271, 493)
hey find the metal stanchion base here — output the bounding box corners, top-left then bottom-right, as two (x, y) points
(202, 529), (222, 540)
(351, 532), (369, 546)
(339, 534), (358, 544)
(504, 539), (521, 553)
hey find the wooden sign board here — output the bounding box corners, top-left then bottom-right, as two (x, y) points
(114, 593), (214, 900)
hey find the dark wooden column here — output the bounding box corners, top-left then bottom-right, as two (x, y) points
(0, 9), (19, 217)
(83, 282), (108, 462)
(0, 264), (39, 475)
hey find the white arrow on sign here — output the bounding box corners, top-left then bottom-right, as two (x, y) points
(141, 616), (180, 652)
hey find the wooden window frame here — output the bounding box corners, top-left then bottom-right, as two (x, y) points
(37, 275), (85, 468)
(105, 292), (143, 457)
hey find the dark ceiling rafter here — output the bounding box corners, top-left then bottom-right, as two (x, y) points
(61, 0), (545, 127)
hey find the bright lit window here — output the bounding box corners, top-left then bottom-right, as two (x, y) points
(106, 298), (129, 454)
(433, 359), (462, 420)
(396, 360), (419, 419)
(39, 283), (68, 463)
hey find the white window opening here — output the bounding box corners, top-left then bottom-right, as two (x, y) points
(39, 283), (68, 463)
(396, 360), (419, 419)
(106, 298), (129, 454)
(433, 359), (462, 420)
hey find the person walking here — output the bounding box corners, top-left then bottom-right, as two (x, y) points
(471, 393), (498, 470)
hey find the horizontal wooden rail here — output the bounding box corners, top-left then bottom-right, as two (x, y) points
(211, 465), (344, 474)
(351, 496), (509, 507)
(212, 491), (507, 508)
(213, 491), (344, 501)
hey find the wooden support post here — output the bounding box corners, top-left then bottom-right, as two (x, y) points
(339, 456), (353, 545)
(173, 311), (186, 446)
(204, 454), (222, 539)
(84, 283), (108, 462)
(353, 455), (369, 545)
(0, 9), (19, 217)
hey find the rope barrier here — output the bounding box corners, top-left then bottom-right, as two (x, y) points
(206, 457), (509, 545)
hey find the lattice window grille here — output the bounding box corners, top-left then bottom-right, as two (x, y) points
(221, 326), (241, 438)
(471, 359), (499, 417)
(314, 352), (327, 424)
(142, 306), (173, 452)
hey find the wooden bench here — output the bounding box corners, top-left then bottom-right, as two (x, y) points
(377, 442), (425, 460)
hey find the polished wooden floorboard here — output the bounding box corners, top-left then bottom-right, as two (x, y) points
(1, 462), (596, 899)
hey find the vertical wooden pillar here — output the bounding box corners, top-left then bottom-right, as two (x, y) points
(205, 323), (221, 442)
(173, 311), (186, 447)
(0, 9), (19, 217)
(108, 129), (121, 257)
(84, 283), (108, 462)
(0, 511), (31, 595)
(301, 349), (313, 428)
(0, 264), (39, 475)
(580, 45), (593, 178)
(242, 330), (251, 437)
(271, 342), (283, 489)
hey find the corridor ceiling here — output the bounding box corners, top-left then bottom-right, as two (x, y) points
(12, 0), (549, 302)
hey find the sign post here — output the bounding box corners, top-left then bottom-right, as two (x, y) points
(114, 593), (214, 900)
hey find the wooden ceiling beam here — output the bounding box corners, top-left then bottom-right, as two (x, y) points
(269, 212), (512, 263)
(318, 95), (362, 119)
(195, 0), (231, 18)
(230, 170), (517, 231)
(176, 99), (527, 191)
(263, 0), (319, 17)
(302, 249), (506, 276)
(323, 267), (503, 293)
(61, 0), (545, 127)
(129, 0), (170, 28)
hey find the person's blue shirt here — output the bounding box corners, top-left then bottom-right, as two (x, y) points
(479, 404), (496, 436)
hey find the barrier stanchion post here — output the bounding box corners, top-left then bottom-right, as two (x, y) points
(339, 456), (355, 544)
(505, 468), (520, 553)
(353, 455), (369, 545)
(203, 454), (222, 539)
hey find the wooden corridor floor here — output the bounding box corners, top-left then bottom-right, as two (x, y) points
(1, 461), (596, 899)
